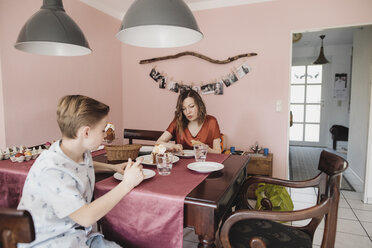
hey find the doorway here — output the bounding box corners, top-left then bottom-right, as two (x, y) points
(289, 26), (372, 195)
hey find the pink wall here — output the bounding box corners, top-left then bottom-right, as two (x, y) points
(121, 0), (372, 178)
(0, 0), (123, 148)
(1, 0), (371, 179)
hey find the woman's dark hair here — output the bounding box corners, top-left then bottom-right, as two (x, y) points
(174, 89), (206, 134)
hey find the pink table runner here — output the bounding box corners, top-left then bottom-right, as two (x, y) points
(0, 149), (106, 208)
(94, 154), (229, 248)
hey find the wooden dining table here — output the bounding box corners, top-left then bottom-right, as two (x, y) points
(93, 153), (249, 248)
(0, 149), (249, 248)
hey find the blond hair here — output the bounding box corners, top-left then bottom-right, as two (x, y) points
(57, 95), (109, 139)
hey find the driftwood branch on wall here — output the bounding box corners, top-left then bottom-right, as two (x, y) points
(139, 51), (258, 64)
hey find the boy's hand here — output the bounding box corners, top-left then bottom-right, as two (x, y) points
(121, 158), (144, 189)
(114, 162), (127, 174)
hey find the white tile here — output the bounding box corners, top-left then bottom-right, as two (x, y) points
(338, 207), (357, 220)
(338, 198), (350, 208)
(183, 228), (199, 243)
(292, 201), (315, 211)
(314, 227), (372, 247)
(333, 232), (372, 248)
(348, 199), (372, 211)
(342, 191), (363, 200)
(291, 219), (311, 227)
(354, 210), (372, 223)
(183, 240), (198, 248)
(361, 221), (372, 237)
(291, 192), (317, 204)
(335, 218), (368, 236)
(291, 187), (317, 196)
(313, 227), (324, 246)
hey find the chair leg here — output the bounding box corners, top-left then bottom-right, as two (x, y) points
(333, 140), (337, 150)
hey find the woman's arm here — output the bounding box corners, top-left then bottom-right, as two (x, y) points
(208, 138), (222, 154)
(69, 159), (143, 227)
(156, 131), (182, 152)
(93, 160), (126, 174)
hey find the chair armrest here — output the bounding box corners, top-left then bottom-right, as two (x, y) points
(220, 198), (329, 247)
(240, 175), (322, 209)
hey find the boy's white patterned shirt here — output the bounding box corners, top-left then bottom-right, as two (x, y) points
(17, 140), (97, 247)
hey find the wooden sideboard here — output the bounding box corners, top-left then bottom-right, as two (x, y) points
(244, 153), (273, 177)
(243, 152), (273, 198)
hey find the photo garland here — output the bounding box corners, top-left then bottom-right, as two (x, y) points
(149, 62), (251, 95)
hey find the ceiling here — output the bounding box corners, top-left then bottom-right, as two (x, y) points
(293, 27), (358, 48)
(80, 0), (272, 20)
(80, 0), (367, 48)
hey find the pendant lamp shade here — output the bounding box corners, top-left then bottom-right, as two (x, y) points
(14, 0), (91, 56)
(313, 35), (329, 64)
(116, 0), (203, 48)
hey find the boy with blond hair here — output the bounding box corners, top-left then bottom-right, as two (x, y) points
(18, 95), (144, 247)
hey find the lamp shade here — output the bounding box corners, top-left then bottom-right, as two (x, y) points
(14, 0), (91, 56)
(116, 0), (203, 48)
(313, 35), (329, 64)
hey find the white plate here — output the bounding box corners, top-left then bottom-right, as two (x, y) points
(136, 154), (180, 166)
(173, 150), (195, 158)
(187, 161), (224, 173)
(139, 146), (154, 153)
(113, 169), (156, 181)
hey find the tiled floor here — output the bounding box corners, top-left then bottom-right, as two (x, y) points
(182, 188), (372, 248)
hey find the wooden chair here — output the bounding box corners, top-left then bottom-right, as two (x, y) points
(123, 128), (174, 144)
(329, 125), (349, 150)
(220, 150), (348, 248)
(0, 208), (35, 248)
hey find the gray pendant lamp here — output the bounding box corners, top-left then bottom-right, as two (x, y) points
(313, 35), (329, 64)
(116, 0), (203, 48)
(14, 0), (91, 56)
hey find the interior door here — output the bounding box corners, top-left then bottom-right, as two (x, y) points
(289, 64), (326, 147)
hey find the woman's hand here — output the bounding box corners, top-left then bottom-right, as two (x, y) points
(168, 144), (183, 153)
(121, 158), (144, 189)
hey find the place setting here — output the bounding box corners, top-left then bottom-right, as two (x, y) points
(113, 169), (156, 181)
(186, 144), (224, 173)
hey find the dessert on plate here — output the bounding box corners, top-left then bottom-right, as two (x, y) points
(151, 144), (166, 164)
(104, 123), (115, 143)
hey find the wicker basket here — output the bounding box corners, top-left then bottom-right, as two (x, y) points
(104, 144), (142, 161)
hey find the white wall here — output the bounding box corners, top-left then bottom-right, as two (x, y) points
(348, 27), (372, 183)
(292, 43), (352, 148)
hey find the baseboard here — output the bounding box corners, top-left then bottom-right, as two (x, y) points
(345, 166), (364, 185)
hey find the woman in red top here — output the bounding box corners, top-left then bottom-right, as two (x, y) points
(157, 89), (222, 154)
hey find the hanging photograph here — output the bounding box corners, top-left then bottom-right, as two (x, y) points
(167, 80), (179, 93)
(192, 85), (201, 93)
(179, 85), (192, 94)
(158, 76), (166, 89)
(214, 81), (224, 95)
(333, 73), (347, 99)
(201, 83), (215, 95)
(149, 67), (162, 82)
(228, 72), (238, 83)
(222, 77), (232, 87)
(236, 63), (251, 79)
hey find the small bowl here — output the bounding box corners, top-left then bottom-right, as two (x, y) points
(25, 155), (32, 161)
(16, 156), (25, 163)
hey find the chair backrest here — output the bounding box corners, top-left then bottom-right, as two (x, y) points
(124, 129), (174, 144)
(224, 150), (348, 248)
(0, 208), (35, 248)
